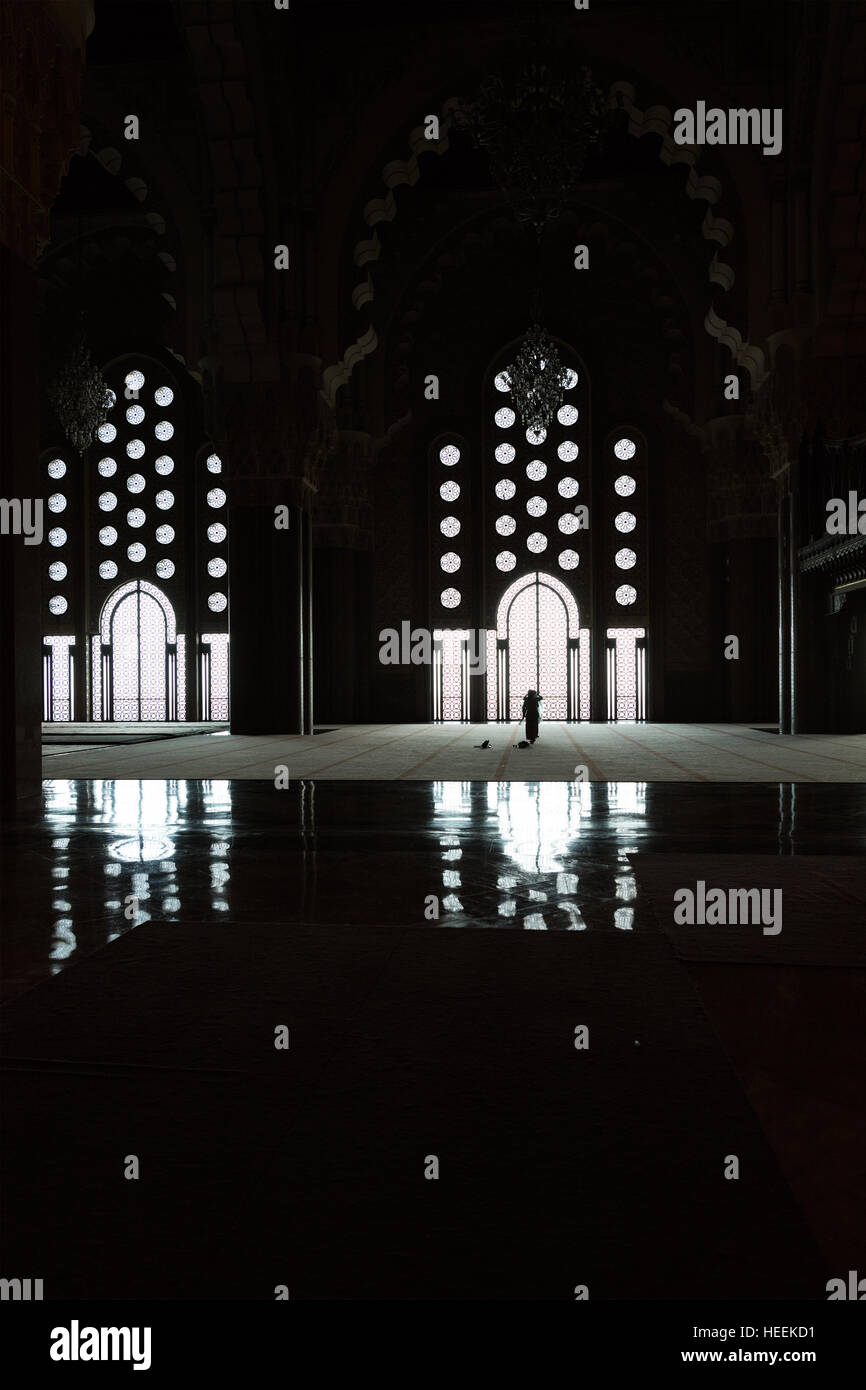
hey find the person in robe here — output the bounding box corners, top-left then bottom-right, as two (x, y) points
(521, 689), (542, 744)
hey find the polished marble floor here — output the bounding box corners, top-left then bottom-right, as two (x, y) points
(1, 779), (863, 1298)
(3, 779), (865, 999)
(41, 721), (866, 781)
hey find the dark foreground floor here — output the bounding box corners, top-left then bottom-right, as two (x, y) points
(0, 780), (863, 1299)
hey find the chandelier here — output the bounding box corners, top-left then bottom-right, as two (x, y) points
(503, 322), (568, 434)
(47, 329), (112, 454)
(457, 61), (607, 230)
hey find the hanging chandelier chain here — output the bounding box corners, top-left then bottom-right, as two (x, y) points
(503, 323), (568, 434)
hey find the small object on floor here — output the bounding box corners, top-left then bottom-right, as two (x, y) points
(474, 739), (491, 749)
(516, 739), (530, 748)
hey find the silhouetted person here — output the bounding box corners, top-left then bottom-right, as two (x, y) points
(522, 689), (542, 744)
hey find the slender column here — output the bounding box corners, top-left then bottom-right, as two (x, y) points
(303, 508), (314, 733)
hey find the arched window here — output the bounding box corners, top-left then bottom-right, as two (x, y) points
(486, 571), (584, 720)
(430, 433), (471, 720)
(605, 429), (647, 720)
(484, 346), (591, 721)
(95, 579), (183, 721)
(41, 356), (229, 722)
(42, 450), (77, 719)
(200, 449), (229, 720)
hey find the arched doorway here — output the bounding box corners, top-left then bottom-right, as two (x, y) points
(93, 580), (186, 721)
(487, 571), (589, 721)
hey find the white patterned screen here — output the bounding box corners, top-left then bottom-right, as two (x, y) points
(433, 629), (469, 722)
(487, 573), (580, 722)
(43, 636), (75, 722)
(203, 633), (230, 720)
(606, 627), (647, 721)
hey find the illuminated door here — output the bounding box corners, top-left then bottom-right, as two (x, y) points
(487, 571), (589, 721)
(94, 580), (185, 721)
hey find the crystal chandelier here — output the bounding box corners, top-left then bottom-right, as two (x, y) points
(458, 61), (606, 231)
(503, 322), (568, 433)
(47, 329), (112, 454)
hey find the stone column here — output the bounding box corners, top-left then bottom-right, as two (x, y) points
(0, 0), (92, 803)
(228, 498), (304, 734)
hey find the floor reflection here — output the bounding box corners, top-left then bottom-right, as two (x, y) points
(0, 776), (860, 999)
